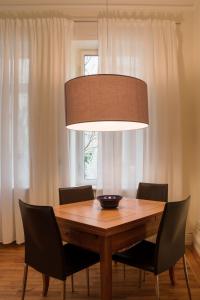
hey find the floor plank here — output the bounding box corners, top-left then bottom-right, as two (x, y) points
(0, 244), (200, 299)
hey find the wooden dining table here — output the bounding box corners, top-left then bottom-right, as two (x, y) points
(54, 198), (165, 300)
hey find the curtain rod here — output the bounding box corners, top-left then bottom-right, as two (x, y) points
(73, 19), (181, 25)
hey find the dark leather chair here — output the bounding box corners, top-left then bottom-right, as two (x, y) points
(59, 185), (94, 205)
(59, 185), (95, 294)
(122, 182), (168, 281)
(136, 182), (168, 202)
(113, 197), (192, 300)
(136, 182), (170, 284)
(19, 200), (99, 300)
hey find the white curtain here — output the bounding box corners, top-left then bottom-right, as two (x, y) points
(0, 17), (72, 244)
(98, 18), (183, 200)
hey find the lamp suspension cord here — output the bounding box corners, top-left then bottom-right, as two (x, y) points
(106, 0), (109, 51)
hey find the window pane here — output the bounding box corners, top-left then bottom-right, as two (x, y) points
(83, 55), (98, 182)
(84, 132), (98, 180)
(84, 55), (98, 75)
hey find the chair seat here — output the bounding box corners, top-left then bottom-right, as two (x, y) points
(113, 240), (155, 273)
(64, 244), (99, 276)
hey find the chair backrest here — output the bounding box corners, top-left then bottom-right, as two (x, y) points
(19, 200), (66, 280)
(155, 196), (190, 274)
(136, 182), (168, 202)
(59, 185), (94, 205)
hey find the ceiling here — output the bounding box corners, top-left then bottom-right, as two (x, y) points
(0, 0), (196, 7)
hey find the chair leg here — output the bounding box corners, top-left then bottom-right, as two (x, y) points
(62, 280), (66, 300)
(143, 271), (146, 282)
(71, 274), (74, 292)
(21, 264), (28, 300)
(42, 274), (50, 297)
(86, 268), (90, 296)
(183, 255), (192, 300)
(169, 266), (175, 286)
(123, 264), (126, 280)
(138, 269), (142, 288)
(155, 275), (160, 300)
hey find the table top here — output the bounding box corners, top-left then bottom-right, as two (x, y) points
(54, 198), (165, 235)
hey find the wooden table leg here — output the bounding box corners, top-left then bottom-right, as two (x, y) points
(42, 274), (49, 297)
(100, 237), (112, 300)
(169, 266), (175, 286)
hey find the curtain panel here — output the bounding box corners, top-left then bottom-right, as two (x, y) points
(98, 18), (183, 200)
(0, 17), (72, 244)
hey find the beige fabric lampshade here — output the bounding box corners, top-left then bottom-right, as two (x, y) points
(65, 74), (149, 131)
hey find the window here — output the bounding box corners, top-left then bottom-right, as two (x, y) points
(82, 53), (99, 183)
(83, 131), (98, 180)
(69, 46), (99, 186)
(83, 55), (98, 75)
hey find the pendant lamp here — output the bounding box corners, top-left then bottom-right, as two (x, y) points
(65, 74), (149, 131)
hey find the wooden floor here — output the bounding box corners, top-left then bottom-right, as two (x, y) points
(0, 244), (200, 300)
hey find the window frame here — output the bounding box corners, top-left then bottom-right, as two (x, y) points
(75, 49), (99, 186)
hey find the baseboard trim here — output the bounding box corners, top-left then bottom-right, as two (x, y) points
(194, 236), (200, 256)
(194, 241), (200, 256)
(193, 221), (200, 256)
(185, 232), (193, 245)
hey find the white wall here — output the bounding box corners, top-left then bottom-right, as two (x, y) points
(191, 1), (200, 254)
(175, 1), (200, 253)
(177, 8), (196, 243)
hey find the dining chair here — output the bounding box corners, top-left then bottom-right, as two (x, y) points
(136, 182), (168, 202)
(113, 196), (192, 300)
(59, 185), (94, 294)
(19, 200), (99, 300)
(59, 185), (94, 205)
(122, 182), (169, 281)
(136, 182), (171, 284)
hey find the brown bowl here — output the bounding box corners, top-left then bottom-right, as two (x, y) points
(97, 195), (122, 209)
